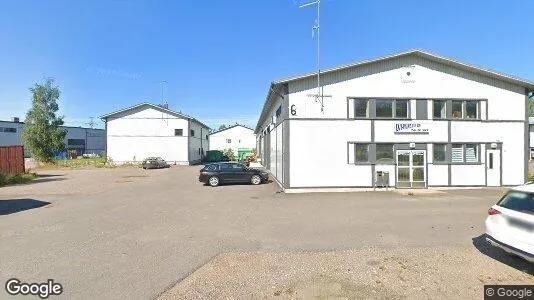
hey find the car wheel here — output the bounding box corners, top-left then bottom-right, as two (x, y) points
(251, 175), (262, 185)
(208, 176), (220, 187)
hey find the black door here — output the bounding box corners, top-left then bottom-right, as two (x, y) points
(218, 164), (234, 182)
(229, 163), (249, 183)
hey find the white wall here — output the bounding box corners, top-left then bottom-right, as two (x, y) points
(287, 56), (526, 121)
(209, 126), (255, 155)
(427, 164), (448, 186)
(289, 120), (373, 187)
(106, 107), (190, 164)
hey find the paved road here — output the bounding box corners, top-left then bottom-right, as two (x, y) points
(0, 167), (521, 299)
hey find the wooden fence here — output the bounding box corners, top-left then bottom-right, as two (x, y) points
(0, 145), (25, 175)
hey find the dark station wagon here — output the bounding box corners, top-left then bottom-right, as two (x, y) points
(199, 162), (269, 187)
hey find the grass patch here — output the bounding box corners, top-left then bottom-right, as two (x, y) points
(55, 157), (108, 168)
(0, 172), (38, 187)
(529, 173), (534, 182)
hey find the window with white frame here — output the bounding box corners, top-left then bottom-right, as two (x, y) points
(354, 99), (369, 118)
(355, 144), (369, 162)
(376, 99), (409, 118)
(433, 144), (447, 163)
(433, 101), (446, 119)
(451, 144), (479, 163)
(452, 100), (479, 119)
(376, 144), (394, 160)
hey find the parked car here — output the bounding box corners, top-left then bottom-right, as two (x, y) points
(142, 157), (170, 169)
(485, 183), (534, 262)
(198, 162), (269, 187)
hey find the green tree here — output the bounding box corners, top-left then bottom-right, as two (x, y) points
(218, 124), (227, 131)
(223, 148), (236, 161)
(529, 98), (534, 117)
(22, 78), (67, 162)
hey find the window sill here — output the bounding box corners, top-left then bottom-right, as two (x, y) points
(432, 162), (483, 165)
(432, 118), (482, 121)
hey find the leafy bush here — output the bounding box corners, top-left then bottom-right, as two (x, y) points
(528, 173), (534, 182)
(223, 149), (236, 161)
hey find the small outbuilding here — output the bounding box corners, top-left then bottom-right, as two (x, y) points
(208, 124), (255, 157)
(100, 103), (210, 165)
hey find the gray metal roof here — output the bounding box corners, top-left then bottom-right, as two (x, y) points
(100, 102), (210, 129)
(255, 49), (534, 133)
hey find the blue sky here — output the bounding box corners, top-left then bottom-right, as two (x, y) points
(0, 0), (532, 129)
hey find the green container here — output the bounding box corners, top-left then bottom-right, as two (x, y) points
(237, 148), (253, 161)
(205, 150), (225, 162)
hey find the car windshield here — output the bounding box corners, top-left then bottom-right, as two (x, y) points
(497, 191), (534, 215)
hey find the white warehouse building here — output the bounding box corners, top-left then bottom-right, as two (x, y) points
(101, 103), (210, 165)
(255, 50), (534, 191)
(0, 117), (106, 157)
(208, 124), (256, 154)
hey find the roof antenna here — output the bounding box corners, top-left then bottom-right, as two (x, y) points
(299, 0), (330, 113)
(159, 80), (168, 124)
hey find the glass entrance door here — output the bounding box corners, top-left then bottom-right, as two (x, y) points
(396, 150), (426, 188)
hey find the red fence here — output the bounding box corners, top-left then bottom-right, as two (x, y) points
(0, 145), (25, 175)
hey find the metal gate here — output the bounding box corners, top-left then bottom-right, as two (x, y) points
(0, 145), (25, 175)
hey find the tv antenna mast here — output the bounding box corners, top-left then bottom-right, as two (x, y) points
(159, 80), (168, 109)
(299, 0), (330, 112)
(86, 117), (95, 129)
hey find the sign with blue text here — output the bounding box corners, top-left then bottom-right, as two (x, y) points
(394, 122), (429, 134)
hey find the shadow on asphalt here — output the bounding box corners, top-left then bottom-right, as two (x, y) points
(0, 198), (51, 215)
(37, 174), (64, 178)
(472, 234), (534, 275)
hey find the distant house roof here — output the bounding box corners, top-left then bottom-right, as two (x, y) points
(209, 124), (254, 135)
(255, 49), (534, 133)
(100, 102), (210, 129)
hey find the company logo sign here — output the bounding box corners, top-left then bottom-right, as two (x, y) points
(394, 122), (429, 134)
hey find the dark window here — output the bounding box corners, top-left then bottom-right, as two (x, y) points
(529, 125), (534, 132)
(190, 129), (195, 137)
(354, 99), (369, 118)
(489, 153), (494, 169)
(376, 100), (409, 118)
(376, 100), (393, 117)
(465, 101), (478, 119)
(230, 163), (245, 171)
(0, 127), (17, 133)
(451, 101), (463, 119)
(433, 101), (446, 119)
(198, 148), (201, 155)
(451, 100), (480, 119)
(498, 191), (534, 215)
(175, 129), (183, 136)
(395, 100), (409, 118)
(219, 164), (231, 171)
(226, 139), (231, 143)
(205, 164), (218, 171)
(355, 144), (369, 162)
(433, 144), (446, 163)
(276, 106), (282, 118)
(68, 139), (85, 146)
(376, 144), (394, 160)
(205, 135), (209, 140)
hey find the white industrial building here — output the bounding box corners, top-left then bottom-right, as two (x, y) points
(208, 124), (255, 155)
(0, 117), (106, 157)
(255, 50), (534, 190)
(101, 103), (210, 165)
(530, 117), (534, 159)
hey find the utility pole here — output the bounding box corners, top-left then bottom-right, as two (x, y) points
(299, 0), (330, 112)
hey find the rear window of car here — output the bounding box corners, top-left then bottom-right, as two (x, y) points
(497, 191), (534, 215)
(204, 165), (218, 171)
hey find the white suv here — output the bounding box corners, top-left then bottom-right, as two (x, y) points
(485, 184), (534, 262)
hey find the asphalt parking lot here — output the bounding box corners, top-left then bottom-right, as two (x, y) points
(0, 166), (532, 299)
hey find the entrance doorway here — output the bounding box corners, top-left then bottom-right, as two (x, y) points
(396, 150), (426, 188)
(486, 149), (501, 186)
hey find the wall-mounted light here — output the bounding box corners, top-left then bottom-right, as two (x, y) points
(490, 143), (498, 149)
(409, 142), (416, 149)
